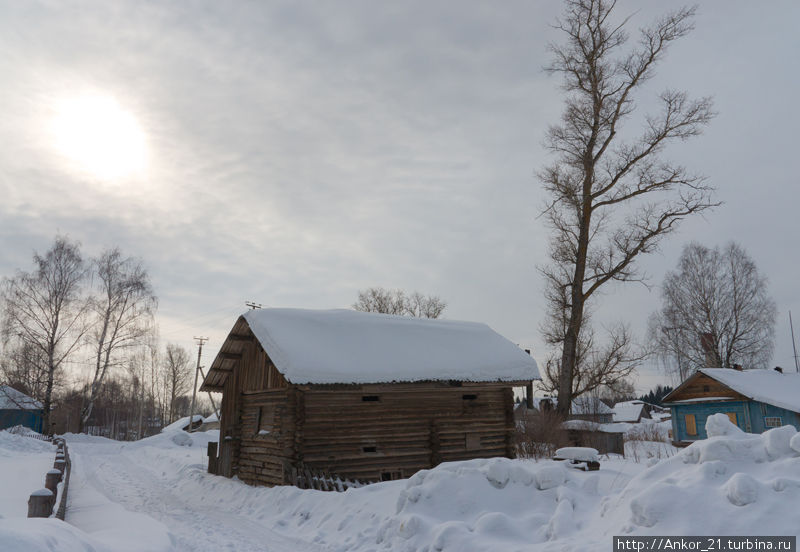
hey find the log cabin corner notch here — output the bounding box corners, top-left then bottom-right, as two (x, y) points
(200, 308), (540, 486)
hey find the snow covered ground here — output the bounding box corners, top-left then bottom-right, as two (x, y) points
(2, 414), (799, 551)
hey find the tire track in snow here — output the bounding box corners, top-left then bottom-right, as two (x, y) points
(69, 442), (325, 552)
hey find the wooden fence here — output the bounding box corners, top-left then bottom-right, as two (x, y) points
(290, 464), (366, 492)
(26, 436), (72, 519)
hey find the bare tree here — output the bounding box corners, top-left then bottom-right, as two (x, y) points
(540, 304), (644, 399)
(649, 242), (776, 380)
(353, 287), (446, 318)
(0, 340), (50, 400)
(1, 236), (90, 433)
(80, 248), (157, 431)
(540, 0), (717, 417)
(163, 343), (192, 423)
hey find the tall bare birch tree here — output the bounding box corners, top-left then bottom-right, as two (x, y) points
(540, 0), (717, 417)
(649, 242), (776, 380)
(1, 236), (90, 433)
(80, 248), (157, 431)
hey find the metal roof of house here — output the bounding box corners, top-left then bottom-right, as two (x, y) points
(0, 386), (42, 410)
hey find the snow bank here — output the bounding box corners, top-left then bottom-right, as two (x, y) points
(600, 414), (800, 537)
(0, 430), (56, 519)
(373, 458), (597, 551)
(0, 429), (54, 454)
(0, 518), (111, 552)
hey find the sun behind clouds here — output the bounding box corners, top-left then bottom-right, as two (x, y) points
(52, 95), (148, 180)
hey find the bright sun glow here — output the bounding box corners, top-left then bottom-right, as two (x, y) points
(52, 95), (148, 180)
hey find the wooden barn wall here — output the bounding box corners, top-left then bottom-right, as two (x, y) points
(297, 384), (515, 482)
(224, 336), (291, 485)
(237, 389), (296, 486)
(217, 367), (240, 478)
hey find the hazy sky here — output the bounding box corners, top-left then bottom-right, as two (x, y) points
(1, 1), (798, 394)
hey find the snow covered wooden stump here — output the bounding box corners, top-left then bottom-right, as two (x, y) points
(554, 447), (600, 471)
(54, 458), (66, 473)
(28, 488), (54, 517)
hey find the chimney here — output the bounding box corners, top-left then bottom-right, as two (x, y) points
(700, 332), (716, 367)
(775, 366), (783, 374)
(733, 364), (743, 371)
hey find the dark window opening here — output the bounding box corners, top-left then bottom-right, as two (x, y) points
(381, 471), (402, 481)
(702, 385), (710, 392)
(362, 446), (377, 453)
(462, 394), (478, 401)
(362, 395), (380, 402)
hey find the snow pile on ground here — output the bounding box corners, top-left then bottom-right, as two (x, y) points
(0, 430), (55, 519)
(17, 415), (796, 552)
(161, 414), (203, 433)
(372, 458), (599, 552)
(0, 429), (53, 455)
(599, 414), (800, 537)
(0, 518), (113, 552)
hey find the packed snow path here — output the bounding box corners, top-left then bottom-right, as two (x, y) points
(66, 433), (326, 552)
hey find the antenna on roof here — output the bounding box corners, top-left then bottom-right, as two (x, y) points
(245, 301), (263, 310)
(790, 311), (799, 373)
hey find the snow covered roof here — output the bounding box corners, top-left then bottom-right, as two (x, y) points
(695, 368), (800, 413)
(206, 308), (539, 387)
(0, 385), (42, 410)
(612, 401), (646, 422)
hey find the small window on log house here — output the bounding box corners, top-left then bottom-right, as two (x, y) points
(381, 471), (402, 481)
(465, 433), (481, 450)
(362, 395), (380, 402)
(362, 446), (377, 453)
(702, 385), (710, 392)
(462, 394), (477, 401)
(257, 405), (275, 436)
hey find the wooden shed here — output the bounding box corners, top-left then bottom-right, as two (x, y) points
(200, 308), (539, 486)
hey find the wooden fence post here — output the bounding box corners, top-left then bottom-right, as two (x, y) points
(28, 489), (53, 518)
(207, 442), (218, 474)
(45, 468), (61, 500)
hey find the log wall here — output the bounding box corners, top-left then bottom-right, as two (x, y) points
(298, 383), (515, 482)
(236, 388), (296, 486)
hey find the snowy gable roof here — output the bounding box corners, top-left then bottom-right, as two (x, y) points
(0, 385), (42, 410)
(612, 401), (646, 422)
(697, 368), (800, 414)
(240, 308), (539, 385)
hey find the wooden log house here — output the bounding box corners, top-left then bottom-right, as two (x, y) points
(663, 367), (800, 445)
(199, 308), (539, 486)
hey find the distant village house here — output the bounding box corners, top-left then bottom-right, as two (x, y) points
(663, 367), (800, 446)
(0, 385), (44, 433)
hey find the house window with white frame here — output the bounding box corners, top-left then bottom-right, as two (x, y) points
(764, 416), (782, 428)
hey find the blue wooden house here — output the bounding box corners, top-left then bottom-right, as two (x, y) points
(663, 368), (800, 445)
(0, 385), (44, 433)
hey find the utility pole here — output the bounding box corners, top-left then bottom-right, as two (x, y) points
(189, 336), (208, 432)
(245, 301), (263, 310)
(790, 311), (799, 373)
